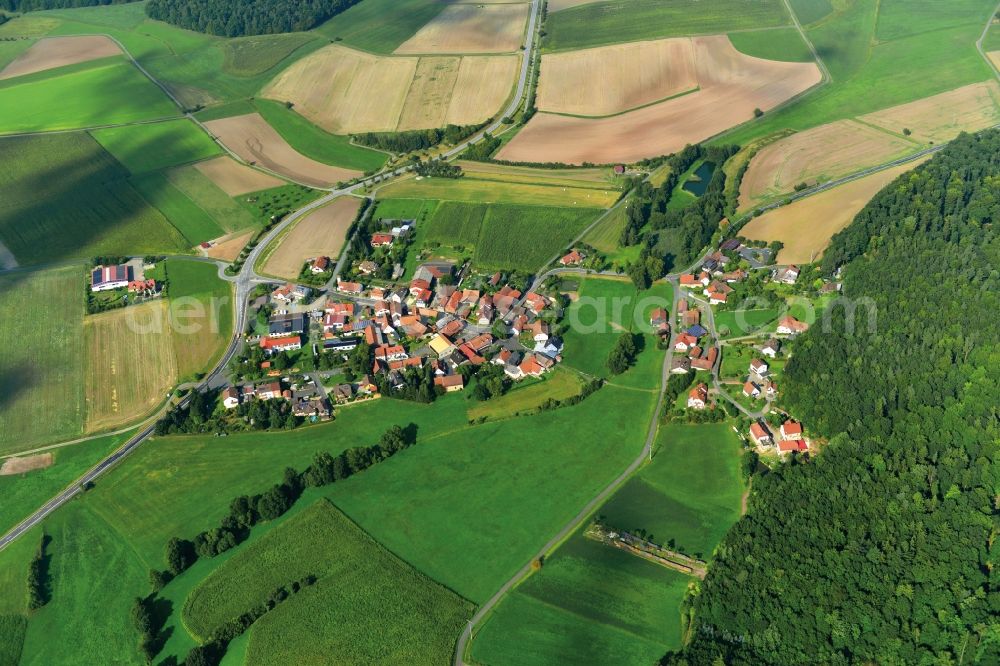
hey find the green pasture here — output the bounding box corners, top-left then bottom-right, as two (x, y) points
(254, 99), (388, 172)
(467, 367), (585, 421)
(314, 0), (449, 53)
(542, 0), (790, 52)
(714, 308), (780, 338)
(132, 172), (225, 245)
(0, 58), (178, 134)
(718, 0), (995, 146)
(0, 134), (187, 265)
(0, 614), (27, 666)
(474, 204), (601, 271)
(423, 201), (486, 247)
(91, 119), (221, 174)
(788, 0), (833, 25)
(472, 536), (689, 665)
(601, 422), (745, 559)
(0, 431), (135, 539)
(165, 165), (257, 233)
(0, 38), (35, 70)
(0, 266), (85, 455)
(728, 27), (815, 62)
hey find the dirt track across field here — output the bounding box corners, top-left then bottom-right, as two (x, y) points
(194, 156), (285, 196)
(204, 114), (360, 188)
(0, 453), (54, 475)
(0, 36), (120, 80)
(497, 35), (820, 164)
(262, 45), (517, 134)
(739, 158), (929, 264)
(262, 196), (362, 279)
(395, 3), (529, 54)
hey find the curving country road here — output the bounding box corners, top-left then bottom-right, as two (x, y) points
(0, 0), (544, 554)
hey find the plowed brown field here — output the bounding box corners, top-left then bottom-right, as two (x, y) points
(0, 36), (120, 80)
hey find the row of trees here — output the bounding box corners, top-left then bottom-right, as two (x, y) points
(153, 425), (415, 586)
(155, 388), (304, 435)
(26, 534), (50, 611)
(145, 0), (359, 36)
(352, 121), (488, 154)
(0, 0), (124, 10)
(413, 159), (462, 179)
(665, 130), (1000, 665)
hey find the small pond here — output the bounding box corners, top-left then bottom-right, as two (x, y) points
(681, 161), (716, 197)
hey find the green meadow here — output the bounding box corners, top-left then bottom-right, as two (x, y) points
(131, 173), (226, 244)
(718, 0), (995, 146)
(314, 0), (449, 53)
(254, 99), (388, 172)
(728, 27), (815, 62)
(543, 0), (790, 52)
(91, 119), (221, 174)
(0, 266), (86, 456)
(0, 133), (188, 264)
(714, 308), (781, 338)
(163, 258), (234, 379)
(164, 165), (257, 233)
(474, 204), (602, 271)
(0, 59), (178, 134)
(0, 430), (136, 538)
(189, 500), (473, 664)
(473, 422), (745, 663)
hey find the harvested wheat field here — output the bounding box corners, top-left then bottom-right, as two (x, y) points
(497, 35), (820, 164)
(0, 36), (120, 80)
(739, 120), (917, 208)
(84, 301), (178, 432)
(538, 38), (698, 116)
(989, 52), (1000, 71)
(262, 196), (362, 279)
(395, 3), (529, 54)
(205, 230), (253, 261)
(858, 80), (1000, 144)
(204, 114), (359, 188)
(263, 44), (516, 134)
(740, 158), (928, 264)
(194, 156), (285, 196)
(0, 453), (54, 476)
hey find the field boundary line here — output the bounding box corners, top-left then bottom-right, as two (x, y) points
(542, 86), (700, 120)
(781, 0), (829, 82)
(976, 1), (1000, 81)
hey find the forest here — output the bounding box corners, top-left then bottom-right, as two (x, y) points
(145, 0), (359, 36)
(663, 131), (1000, 664)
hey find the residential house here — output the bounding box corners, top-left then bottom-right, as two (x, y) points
(749, 359), (769, 377)
(222, 387), (241, 409)
(670, 357), (691, 374)
(687, 383), (708, 410)
(524, 292), (548, 315)
(780, 420), (803, 441)
(742, 381), (761, 399)
(310, 256), (330, 274)
(256, 381), (283, 400)
(529, 320), (550, 343)
(774, 265), (800, 284)
(357, 260), (378, 275)
(269, 313), (306, 337)
(428, 334), (455, 357)
(761, 339), (780, 358)
(686, 324), (707, 339)
(708, 291), (728, 305)
(650, 308), (669, 334)
(777, 438), (808, 453)
(324, 338), (358, 353)
(357, 375), (378, 394)
(691, 346), (717, 372)
(260, 335), (301, 353)
(336, 280), (363, 295)
(331, 384), (354, 403)
(749, 421), (773, 446)
(371, 233), (394, 247)
(559, 249), (584, 266)
(776, 316), (809, 335)
(673, 333), (698, 352)
(434, 375), (465, 392)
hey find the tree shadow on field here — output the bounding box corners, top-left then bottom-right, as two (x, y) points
(0, 362), (40, 431)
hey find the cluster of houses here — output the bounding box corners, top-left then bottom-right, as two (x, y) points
(255, 260), (564, 395)
(221, 379), (332, 420)
(669, 301), (718, 374)
(742, 355), (779, 401)
(749, 418), (808, 455)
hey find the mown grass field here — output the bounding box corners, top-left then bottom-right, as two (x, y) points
(467, 367), (585, 421)
(471, 535), (690, 665)
(219, 33), (322, 77)
(131, 172), (226, 244)
(254, 99), (388, 173)
(0, 133), (188, 265)
(83, 301), (178, 432)
(728, 27), (815, 62)
(718, 0), (995, 147)
(474, 204), (602, 271)
(0, 613), (27, 665)
(164, 258), (233, 380)
(186, 500), (473, 663)
(422, 200), (485, 247)
(714, 308), (780, 338)
(90, 118), (221, 174)
(314, 0), (450, 53)
(560, 277), (672, 386)
(167, 164), (259, 232)
(542, 0), (790, 52)
(0, 430), (135, 539)
(0, 58), (178, 133)
(0, 266), (85, 455)
(377, 172), (620, 208)
(601, 423), (745, 559)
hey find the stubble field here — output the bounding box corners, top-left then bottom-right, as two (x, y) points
(83, 301), (178, 433)
(739, 158), (929, 264)
(262, 44), (517, 134)
(498, 36), (820, 164)
(261, 196), (362, 279)
(394, 3), (529, 54)
(0, 35), (120, 80)
(203, 113), (360, 188)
